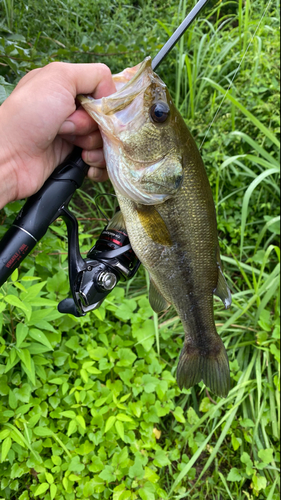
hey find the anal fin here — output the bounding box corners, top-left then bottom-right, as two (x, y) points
(214, 265), (232, 309)
(149, 277), (170, 313)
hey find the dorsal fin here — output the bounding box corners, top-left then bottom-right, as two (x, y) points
(149, 277), (170, 313)
(136, 205), (173, 246)
(214, 265), (232, 309)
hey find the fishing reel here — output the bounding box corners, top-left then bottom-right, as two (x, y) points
(0, 147), (140, 317)
(57, 205), (140, 317)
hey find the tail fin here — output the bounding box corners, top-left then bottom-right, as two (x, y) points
(176, 336), (230, 398)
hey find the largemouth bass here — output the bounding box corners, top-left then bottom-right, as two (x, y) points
(79, 57), (232, 397)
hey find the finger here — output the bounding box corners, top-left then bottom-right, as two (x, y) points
(82, 148), (106, 167)
(64, 63), (116, 98)
(62, 130), (103, 150)
(15, 67), (43, 89)
(58, 108), (98, 136)
(87, 166), (109, 183)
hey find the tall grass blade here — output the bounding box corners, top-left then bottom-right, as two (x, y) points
(230, 131), (279, 167)
(254, 216), (280, 252)
(218, 472), (234, 500)
(240, 167), (280, 258)
(204, 78), (280, 148)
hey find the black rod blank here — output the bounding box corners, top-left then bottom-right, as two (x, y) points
(151, 0), (209, 71)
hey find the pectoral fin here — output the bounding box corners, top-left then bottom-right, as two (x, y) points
(107, 210), (126, 231)
(136, 205), (173, 246)
(149, 277), (170, 312)
(214, 266), (232, 309)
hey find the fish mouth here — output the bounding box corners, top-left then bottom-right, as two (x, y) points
(78, 57), (176, 205)
(77, 56), (166, 134)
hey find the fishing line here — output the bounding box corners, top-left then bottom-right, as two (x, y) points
(93, 193), (117, 223)
(199, 0), (273, 151)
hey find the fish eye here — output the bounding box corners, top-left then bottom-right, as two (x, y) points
(150, 102), (170, 123)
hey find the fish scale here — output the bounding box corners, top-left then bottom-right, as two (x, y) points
(79, 57), (232, 397)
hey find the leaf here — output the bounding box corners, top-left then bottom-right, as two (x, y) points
(139, 486), (155, 500)
(34, 483), (49, 496)
(0, 376), (9, 396)
(227, 468), (243, 481)
(115, 420), (125, 441)
(187, 407), (199, 425)
(88, 347), (107, 360)
(67, 420), (77, 436)
(17, 349), (32, 372)
(48, 378), (64, 384)
(4, 295), (29, 311)
(65, 336), (80, 350)
(45, 472), (54, 484)
(69, 474), (81, 481)
(144, 467), (159, 483)
(51, 455), (62, 466)
(173, 406), (186, 423)
(129, 457), (145, 480)
(116, 348), (137, 367)
(33, 427), (53, 437)
(99, 465), (116, 482)
(152, 428), (161, 440)
(1, 437), (12, 462)
(0, 430), (10, 441)
(231, 434), (242, 451)
(113, 484), (127, 500)
(104, 416), (116, 433)
(68, 456), (85, 472)
(60, 411), (76, 419)
(252, 474), (267, 491)
(116, 413), (133, 422)
(28, 343), (53, 354)
(9, 389), (17, 410)
(20, 357), (36, 386)
(50, 484), (57, 500)
(199, 397), (213, 413)
(16, 324), (28, 348)
(29, 329), (53, 350)
(153, 449), (171, 467)
(11, 268), (19, 282)
(76, 415), (86, 430)
(258, 448), (274, 464)
(85, 366), (101, 375)
(25, 298), (57, 306)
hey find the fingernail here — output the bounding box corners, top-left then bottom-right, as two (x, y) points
(59, 121), (76, 135)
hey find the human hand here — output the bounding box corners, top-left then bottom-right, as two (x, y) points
(0, 62), (116, 209)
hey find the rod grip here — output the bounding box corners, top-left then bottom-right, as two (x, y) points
(0, 226), (37, 286)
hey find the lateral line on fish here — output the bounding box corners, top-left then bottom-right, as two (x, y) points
(199, 0), (273, 151)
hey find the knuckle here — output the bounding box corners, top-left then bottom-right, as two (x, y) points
(97, 63), (112, 79)
(45, 61), (65, 73)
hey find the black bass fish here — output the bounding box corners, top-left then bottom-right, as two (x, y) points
(79, 57), (232, 397)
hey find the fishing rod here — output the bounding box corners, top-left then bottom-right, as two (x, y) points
(0, 0), (209, 317)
